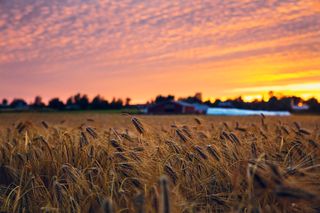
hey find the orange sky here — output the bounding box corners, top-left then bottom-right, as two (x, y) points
(0, 0), (319, 103)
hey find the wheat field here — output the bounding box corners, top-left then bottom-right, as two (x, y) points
(0, 113), (319, 212)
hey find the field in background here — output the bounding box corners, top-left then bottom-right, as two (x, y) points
(0, 113), (319, 212)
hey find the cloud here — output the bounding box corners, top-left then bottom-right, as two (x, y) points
(0, 0), (319, 101)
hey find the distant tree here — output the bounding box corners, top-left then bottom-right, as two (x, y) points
(91, 95), (101, 109)
(194, 92), (202, 102)
(1, 99), (8, 107)
(32, 96), (45, 108)
(178, 93), (205, 104)
(10, 99), (28, 109)
(48, 98), (65, 110)
(78, 95), (89, 110)
(268, 96), (278, 110)
(66, 93), (89, 110)
(268, 91), (274, 100)
(203, 100), (213, 106)
(294, 96), (303, 105)
(66, 96), (74, 106)
(117, 99), (124, 109)
(306, 98), (320, 113)
(277, 97), (292, 111)
(235, 96), (243, 102)
(155, 95), (175, 103)
(213, 99), (221, 107)
(125, 98), (131, 106)
(232, 96), (245, 109)
(74, 93), (81, 105)
(110, 98), (123, 109)
(91, 95), (109, 109)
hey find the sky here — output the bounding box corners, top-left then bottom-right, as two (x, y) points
(0, 0), (320, 103)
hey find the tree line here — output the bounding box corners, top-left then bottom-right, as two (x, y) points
(1, 92), (320, 113)
(0, 93), (131, 111)
(154, 93), (320, 113)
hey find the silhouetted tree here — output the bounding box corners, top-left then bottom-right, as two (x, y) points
(10, 99), (28, 109)
(0, 93), (319, 114)
(1, 99), (8, 108)
(179, 93), (203, 104)
(78, 95), (89, 110)
(306, 98), (320, 113)
(66, 96), (75, 106)
(155, 95), (175, 104)
(91, 95), (109, 109)
(74, 93), (81, 105)
(48, 98), (65, 110)
(32, 96), (45, 108)
(110, 98), (123, 109)
(213, 99), (221, 107)
(66, 93), (89, 110)
(125, 98), (131, 106)
(268, 96), (278, 110)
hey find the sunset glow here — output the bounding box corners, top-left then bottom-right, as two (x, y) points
(0, 0), (319, 103)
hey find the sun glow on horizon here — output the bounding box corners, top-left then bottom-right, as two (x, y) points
(230, 82), (320, 101)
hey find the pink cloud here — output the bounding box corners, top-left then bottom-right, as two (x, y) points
(0, 0), (319, 102)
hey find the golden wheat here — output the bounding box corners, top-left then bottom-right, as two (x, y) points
(0, 114), (318, 212)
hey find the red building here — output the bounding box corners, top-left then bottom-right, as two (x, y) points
(147, 101), (196, 114)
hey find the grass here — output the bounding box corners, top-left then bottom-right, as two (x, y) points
(0, 113), (319, 212)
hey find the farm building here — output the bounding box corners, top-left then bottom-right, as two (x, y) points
(147, 101), (197, 114)
(192, 103), (209, 114)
